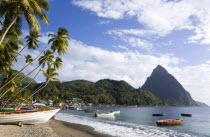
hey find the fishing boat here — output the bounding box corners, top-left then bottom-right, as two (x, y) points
(152, 113), (165, 116)
(114, 111), (120, 114)
(0, 109), (60, 124)
(156, 119), (183, 126)
(95, 111), (115, 117)
(0, 108), (21, 112)
(21, 108), (34, 110)
(110, 111), (120, 114)
(181, 113), (192, 117)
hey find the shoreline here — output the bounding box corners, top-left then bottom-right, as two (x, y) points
(0, 117), (111, 137)
(50, 117), (111, 137)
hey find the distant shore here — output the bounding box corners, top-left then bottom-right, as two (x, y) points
(0, 117), (110, 137)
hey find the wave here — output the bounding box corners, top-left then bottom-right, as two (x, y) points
(55, 113), (196, 137)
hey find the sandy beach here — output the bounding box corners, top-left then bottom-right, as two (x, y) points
(0, 118), (109, 137)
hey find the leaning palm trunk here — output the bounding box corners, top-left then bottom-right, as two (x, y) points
(3, 69), (41, 107)
(12, 46), (27, 62)
(16, 80), (49, 108)
(0, 16), (18, 45)
(0, 45), (50, 91)
(0, 58), (47, 99)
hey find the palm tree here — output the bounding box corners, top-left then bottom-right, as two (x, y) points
(12, 31), (42, 61)
(17, 65), (62, 107)
(0, 0), (49, 45)
(0, 32), (25, 72)
(0, 50), (54, 99)
(38, 50), (55, 68)
(25, 54), (33, 64)
(0, 27), (69, 98)
(25, 31), (42, 50)
(48, 27), (70, 55)
(53, 57), (63, 69)
(0, 69), (21, 99)
(3, 69), (41, 107)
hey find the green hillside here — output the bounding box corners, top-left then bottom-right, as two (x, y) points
(28, 79), (165, 106)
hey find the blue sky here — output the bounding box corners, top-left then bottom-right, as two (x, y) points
(17, 0), (210, 105)
(42, 0), (210, 66)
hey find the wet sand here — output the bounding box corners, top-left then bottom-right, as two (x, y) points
(0, 118), (110, 137)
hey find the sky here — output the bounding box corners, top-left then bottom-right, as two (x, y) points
(15, 0), (210, 105)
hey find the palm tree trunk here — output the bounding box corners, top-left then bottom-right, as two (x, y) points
(16, 80), (49, 108)
(0, 57), (47, 98)
(0, 45), (50, 91)
(3, 69), (41, 107)
(12, 46), (27, 62)
(0, 16), (18, 45)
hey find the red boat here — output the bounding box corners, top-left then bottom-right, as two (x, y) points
(156, 119), (183, 126)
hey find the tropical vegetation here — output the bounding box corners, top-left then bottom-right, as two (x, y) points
(0, 0), (70, 108)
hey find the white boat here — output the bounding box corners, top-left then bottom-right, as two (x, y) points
(113, 111), (120, 114)
(0, 109), (60, 124)
(95, 111), (115, 117)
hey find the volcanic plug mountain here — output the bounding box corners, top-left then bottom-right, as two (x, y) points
(141, 65), (197, 106)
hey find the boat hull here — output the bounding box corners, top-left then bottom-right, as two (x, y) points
(95, 112), (115, 117)
(0, 109), (60, 124)
(156, 119), (183, 126)
(181, 113), (192, 117)
(152, 113), (165, 116)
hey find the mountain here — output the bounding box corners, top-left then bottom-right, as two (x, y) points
(196, 101), (208, 106)
(31, 79), (165, 106)
(141, 65), (197, 106)
(0, 71), (37, 85)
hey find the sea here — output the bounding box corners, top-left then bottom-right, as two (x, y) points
(55, 107), (210, 137)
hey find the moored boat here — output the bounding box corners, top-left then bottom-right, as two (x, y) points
(95, 112), (115, 117)
(156, 119), (183, 126)
(113, 111), (120, 114)
(152, 113), (165, 116)
(181, 113), (192, 117)
(0, 109), (60, 124)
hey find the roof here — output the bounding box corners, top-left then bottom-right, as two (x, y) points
(38, 100), (47, 104)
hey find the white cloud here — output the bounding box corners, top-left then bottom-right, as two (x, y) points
(73, 0), (210, 44)
(120, 36), (153, 51)
(107, 29), (154, 51)
(113, 45), (129, 51)
(107, 29), (158, 37)
(58, 39), (210, 105)
(13, 38), (210, 105)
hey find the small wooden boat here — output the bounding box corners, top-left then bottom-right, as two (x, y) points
(0, 109), (60, 124)
(21, 108), (34, 110)
(0, 108), (20, 112)
(152, 113), (165, 116)
(113, 111), (120, 114)
(181, 113), (192, 117)
(157, 119), (183, 126)
(110, 111), (120, 114)
(95, 112), (115, 117)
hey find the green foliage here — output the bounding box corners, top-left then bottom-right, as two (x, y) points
(30, 79), (165, 106)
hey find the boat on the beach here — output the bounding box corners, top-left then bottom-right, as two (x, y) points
(152, 113), (165, 116)
(181, 113), (192, 117)
(95, 111), (115, 117)
(0, 108), (21, 112)
(0, 109), (60, 124)
(156, 119), (183, 126)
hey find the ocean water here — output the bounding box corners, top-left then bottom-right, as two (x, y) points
(55, 107), (210, 137)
